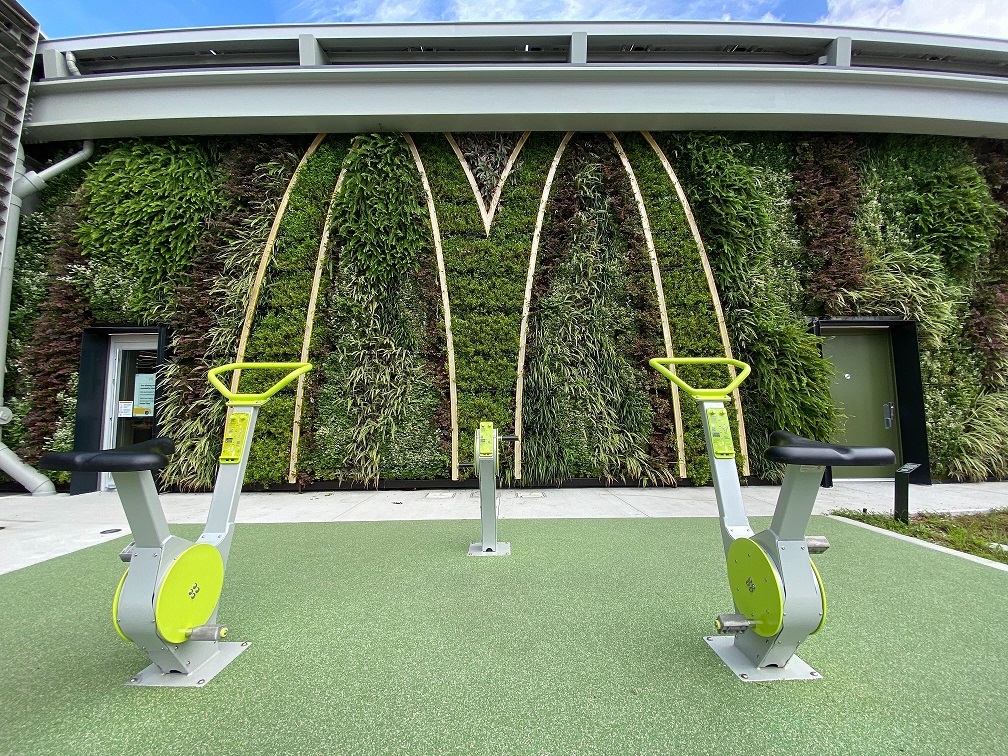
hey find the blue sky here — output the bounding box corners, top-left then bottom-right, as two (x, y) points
(21, 0), (1008, 41)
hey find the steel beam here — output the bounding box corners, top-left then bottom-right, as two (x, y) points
(24, 64), (1008, 142)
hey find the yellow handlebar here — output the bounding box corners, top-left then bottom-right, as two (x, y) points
(208, 362), (313, 405)
(649, 357), (751, 401)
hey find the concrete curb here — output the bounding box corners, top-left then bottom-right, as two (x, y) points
(827, 514), (1008, 573)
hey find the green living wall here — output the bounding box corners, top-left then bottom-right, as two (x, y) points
(5, 131), (1006, 489)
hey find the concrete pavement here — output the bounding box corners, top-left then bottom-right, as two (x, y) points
(2, 480), (1007, 575)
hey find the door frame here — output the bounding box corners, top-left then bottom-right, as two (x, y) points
(813, 317), (931, 486)
(100, 333), (160, 490)
(70, 326), (167, 494)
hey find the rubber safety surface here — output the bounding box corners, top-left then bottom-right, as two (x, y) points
(0, 517), (1005, 755)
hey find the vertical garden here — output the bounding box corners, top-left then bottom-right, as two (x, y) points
(5, 131), (1006, 490)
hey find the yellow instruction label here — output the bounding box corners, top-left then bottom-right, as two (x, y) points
(220, 412), (250, 465)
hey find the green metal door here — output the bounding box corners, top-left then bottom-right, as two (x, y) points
(822, 327), (900, 478)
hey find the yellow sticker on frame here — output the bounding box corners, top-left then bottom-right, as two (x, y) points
(220, 412), (250, 464)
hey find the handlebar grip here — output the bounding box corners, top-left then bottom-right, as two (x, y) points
(649, 357), (750, 400)
(208, 362), (312, 404)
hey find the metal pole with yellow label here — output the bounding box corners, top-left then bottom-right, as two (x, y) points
(468, 421), (516, 556)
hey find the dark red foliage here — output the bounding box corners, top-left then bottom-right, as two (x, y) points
(792, 135), (866, 314)
(415, 253), (452, 458)
(20, 203), (93, 461)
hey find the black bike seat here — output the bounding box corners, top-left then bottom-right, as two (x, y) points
(764, 430), (895, 467)
(38, 437), (176, 473)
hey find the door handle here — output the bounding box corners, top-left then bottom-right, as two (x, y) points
(883, 402), (894, 430)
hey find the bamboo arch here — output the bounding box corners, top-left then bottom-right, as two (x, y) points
(607, 132), (688, 479)
(287, 140), (357, 483)
(230, 133), (327, 394)
(640, 131), (750, 475)
(404, 133), (461, 480)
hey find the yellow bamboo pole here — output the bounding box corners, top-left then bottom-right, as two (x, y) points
(230, 133), (327, 394)
(513, 132), (574, 481)
(404, 133), (460, 480)
(287, 141), (356, 483)
(641, 131), (750, 475)
(608, 132), (687, 479)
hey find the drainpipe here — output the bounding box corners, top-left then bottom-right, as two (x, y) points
(0, 139), (95, 495)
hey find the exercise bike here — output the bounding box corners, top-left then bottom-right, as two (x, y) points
(39, 362), (311, 687)
(650, 357), (894, 681)
(467, 421), (518, 556)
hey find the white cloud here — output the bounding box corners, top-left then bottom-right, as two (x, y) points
(280, 1), (782, 24)
(281, 1), (1008, 39)
(819, 0), (1008, 40)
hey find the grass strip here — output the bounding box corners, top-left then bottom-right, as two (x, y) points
(833, 507), (1008, 564)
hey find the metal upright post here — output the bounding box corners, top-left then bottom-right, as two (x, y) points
(469, 421), (510, 556)
(894, 463), (920, 524)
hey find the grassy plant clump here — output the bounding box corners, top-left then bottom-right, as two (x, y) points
(156, 138), (308, 490)
(414, 132), (561, 480)
(74, 140), (221, 322)
(521, 136), (670, 485)
(850, 136), (1006, 479)
(299, 133), (447, 486)
(3, 160), (87, 469)
(452, 132), (523, 206)
(834, 507), (1008, 564)
(236, 137), (351, 486)
(658, 132), (837, 481)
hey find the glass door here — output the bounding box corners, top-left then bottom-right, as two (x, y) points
(102, 334), (159, 490)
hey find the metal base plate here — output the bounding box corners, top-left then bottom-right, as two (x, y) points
(125, 642), (250, 687)
(704, 636), (821, 682)
(468, 542), (511, 556)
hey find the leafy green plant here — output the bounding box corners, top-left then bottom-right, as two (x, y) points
(299, 133), (446, 486)
(74, 140), (221, 321)
(413, 132), (562, 481)
(658, 132), (837, 481)
(522, 136), (669, 485)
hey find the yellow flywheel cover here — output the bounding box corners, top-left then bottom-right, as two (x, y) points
(112, 569), (131, 642)
(726, 537), (784, 638)
(154, 543), (225, 644)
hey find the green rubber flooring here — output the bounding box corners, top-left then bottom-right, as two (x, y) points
(0, 517), (1005, 755)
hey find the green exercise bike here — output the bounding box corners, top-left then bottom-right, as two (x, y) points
(40, 362), (311, 687)
(650, 357), (894, 681)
